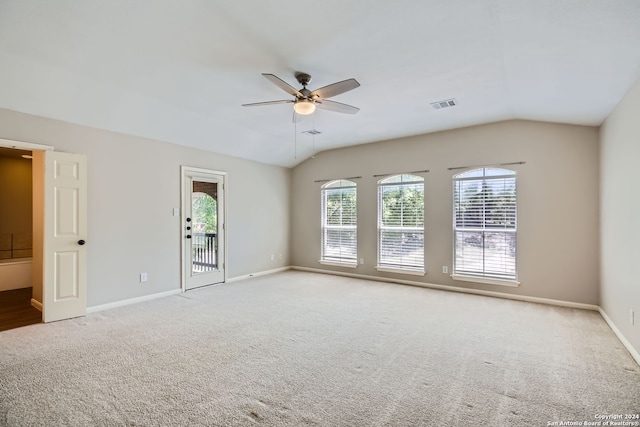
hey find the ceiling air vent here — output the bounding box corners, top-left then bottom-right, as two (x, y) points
(302, 129), (322, 135)
(431, 98), (456, 110)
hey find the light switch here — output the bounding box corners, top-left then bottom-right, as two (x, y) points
(173, 208), (179, 217)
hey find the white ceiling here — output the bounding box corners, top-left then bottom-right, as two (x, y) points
(1, 1), (639, 168)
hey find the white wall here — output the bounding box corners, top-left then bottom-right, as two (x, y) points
(600, 76), (640, 357)
(291, 120), (600, 304)
(0, 108), (291, 307)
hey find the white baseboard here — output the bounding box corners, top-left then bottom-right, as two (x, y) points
(87, 289), (182, 313)
(30, 298), (43, 312)
(598, 308), (640, 367)
(227, 266), (291, 283)
(86, 267), (291, 314)
(291, 266), (599, 311)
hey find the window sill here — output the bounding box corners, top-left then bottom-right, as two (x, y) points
(376, 266), (426, 276)
(319, 260), (358, 269)
(451, 274), (520, 287)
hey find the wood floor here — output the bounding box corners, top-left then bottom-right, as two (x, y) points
(0, 288), (42, 332)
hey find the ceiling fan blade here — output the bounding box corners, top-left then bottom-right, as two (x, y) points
(242, 100), (294, 107)
(262, 73), (303, 97)
(316, 99), (360, 114)
(310, 78), (360, 99)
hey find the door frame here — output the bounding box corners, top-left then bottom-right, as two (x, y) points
(180, 165), (227, 291)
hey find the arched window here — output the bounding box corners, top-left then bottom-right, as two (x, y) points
(377, 174), (424, 273)
(321, 180), (357, 266)
(452, 168), (517, 283)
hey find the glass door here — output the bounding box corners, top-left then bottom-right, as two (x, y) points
(182, 168), (225, 290)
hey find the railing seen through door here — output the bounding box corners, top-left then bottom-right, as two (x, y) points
(192, 232), (216, 272)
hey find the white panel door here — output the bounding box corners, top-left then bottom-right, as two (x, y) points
(182, 167), (225, 290)
(42, 151), (87, 322)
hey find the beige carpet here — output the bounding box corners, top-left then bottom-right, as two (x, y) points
(1, 271), (638, 426)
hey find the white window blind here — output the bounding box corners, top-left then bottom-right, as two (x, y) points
(321, 180), (357, 265)
(453, 168), (517, 281)
(377, 175), (424, 271)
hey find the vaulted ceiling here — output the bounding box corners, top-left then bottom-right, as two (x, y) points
(1, 1), (639, 167)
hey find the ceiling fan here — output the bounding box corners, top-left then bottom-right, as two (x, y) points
(242, 72), (360, 116)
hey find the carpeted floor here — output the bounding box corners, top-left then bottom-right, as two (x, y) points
(0, 271), (638, 426)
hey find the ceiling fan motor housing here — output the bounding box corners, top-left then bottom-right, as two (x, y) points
(295, 72), (312, 87)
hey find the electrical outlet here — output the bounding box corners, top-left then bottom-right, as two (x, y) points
(631, 309), (635, 326)
(359, 258), (364, 265)
(271, 254), (274, 261)
(442, 266), (448, 274)
(140, 273), (148, 283)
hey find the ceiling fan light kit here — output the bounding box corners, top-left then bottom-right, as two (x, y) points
(243, 72), (360, 116)
(293, 99), (316, 115)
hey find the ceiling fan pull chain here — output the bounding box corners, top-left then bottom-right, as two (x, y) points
(312, 115), (316, 158)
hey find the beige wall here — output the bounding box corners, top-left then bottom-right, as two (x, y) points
(0, 108), (291, 307)
(600, 76), (640, 356)
(0, 155), (32, 246)
(291, 120), (600, 304)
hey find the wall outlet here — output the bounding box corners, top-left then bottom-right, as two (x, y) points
(631, 309), (635, 326)
(442, 266), (448, 274)
(270, 254), (275, 261)
(140, 273), (148, 283)
(359, 258), (364, 265)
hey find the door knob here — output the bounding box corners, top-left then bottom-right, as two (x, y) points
(78, 240), (86, 245)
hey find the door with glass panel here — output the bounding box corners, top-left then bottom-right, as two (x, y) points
(182, 167), (225, 290)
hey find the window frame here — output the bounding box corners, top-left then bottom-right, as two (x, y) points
(376, 174), (425, 275)
(320, 180), (358, 267)
(452, 168), (519, 286)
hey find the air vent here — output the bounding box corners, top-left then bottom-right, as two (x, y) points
(431, 99), (457, 110)
(302, 129), (322, 135)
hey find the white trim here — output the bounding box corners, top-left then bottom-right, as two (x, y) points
(181, 165), (227, 177)
(31, 298), (43, 312)
(292, 266), (599, 311)
(451, 274), (520, 287)
(319, 260), (357, 268)
(0, 138), (54, 151)
(375, 266), (426, 276)
(226, 266), (291, 283)
(86, 289), (181, 313)
(598, 308), (640, 367)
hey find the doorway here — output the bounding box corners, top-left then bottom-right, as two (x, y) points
(181, 166), (226, 290)
(0, 139), (87, 326)
(0, 146), (39, 330)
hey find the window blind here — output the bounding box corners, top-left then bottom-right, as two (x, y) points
(321, 181), (357, 264)
(453, 169), (517, 280)
(377, 175), (424, 271)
